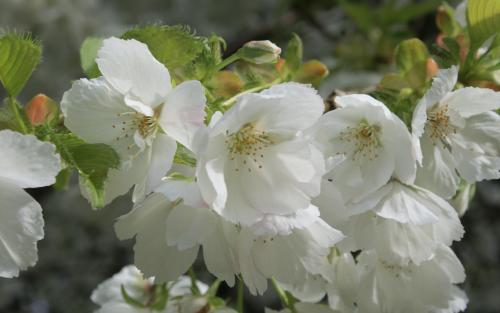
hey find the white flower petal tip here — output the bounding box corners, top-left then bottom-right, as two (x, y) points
(0, 130), (61, 188)
(0, 130), (61, 278)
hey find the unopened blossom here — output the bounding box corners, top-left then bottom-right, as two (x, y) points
(62, 37), (206, 205)
(356, 246), (467, 313)
(313, 94), (417, 204)
(342, 180), (463, 265)
(239, 40), (281, 64)
(0, 130), (61, 278)
(196, 82), (326, 230)
(412, 66), (500, 198)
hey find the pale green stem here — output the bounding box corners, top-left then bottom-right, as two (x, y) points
(213, 53), (241, 73)
(8, 97), (29, 134)
(236, 278), (244, 313)
(271, 278), (297, 313)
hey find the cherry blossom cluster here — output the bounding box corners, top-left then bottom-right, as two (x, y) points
(1, 27), (500, 311)
(56, 37), (500, 313)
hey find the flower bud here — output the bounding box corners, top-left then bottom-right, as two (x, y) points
(26, 93), (58, 126)
(294, 60), (329, 86)
(238, 40), (281, 64)
(426, 58), (439, 79)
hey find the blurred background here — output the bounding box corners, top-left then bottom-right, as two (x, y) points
(1, 0), (499, 312)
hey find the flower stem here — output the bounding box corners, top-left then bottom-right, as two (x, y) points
(188, 267), (201, 295)
(8, 97), (29, 134)
(271, 278), (297, 313)
(213, 53), (240, 73)
(236, 278), (244, 313)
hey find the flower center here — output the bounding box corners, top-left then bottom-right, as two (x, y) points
(225, 122), (273, 172)
(137, 115), (157, 139)
(426, 104), (455, 146)
(339, 119), (382, 161)
(112, 112), (158, 150)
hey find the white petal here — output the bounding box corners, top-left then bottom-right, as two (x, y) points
(134, 133), (177, 202)
(416, 135), (460, 199)
(258, 82), (324, 132)
(250, 205), (321, 236)
(0, 130), (61, 189)
(91, 265), (151, 306)
(294, 303), (338, 313)
(372, 182), (439, 225)
(202, 220), (239, 286)
(95, 148), (150, 206)
(431, 286), (468, 313)
(446, 87), (500, 118)
(158, 80), (207, 150)
(114, 193), (197, 282)
(95, 303), (149, 313)
(0, 180), (44, 278)
(412, 67), (457, 163)
(155, 180), (206, 209)
(238, 229), (268, 295)
(347, 212), (438, 264)
(382, 114), (417, 184)
(61, 77), (142, 160)
(166, 204), (216, 250)
(312, 180), (349, 229)
(280, 275), (326, 303)
(97, 37), (171, 107)
(452, 112), (500, 182)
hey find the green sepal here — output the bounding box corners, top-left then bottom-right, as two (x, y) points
(48, 133), (120, 209)
(285, 33), (303, 74)
(80, 37), (103, 78)
(0, 32), (41, 97)
(395, 38), (429, 89)
(121, 25), (204, 74)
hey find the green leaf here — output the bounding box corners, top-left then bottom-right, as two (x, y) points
(436, 3), (462, 37)
(122, 25), (204, 71)
(54, 167), (72, 190)
(49, 133), (120, 208)
(0, 33), (41, 96)
(395, 38), (429, 89)
(467, 0), (500, 49)
(80, 37), (103, 78)
(285, 33), (303, 73)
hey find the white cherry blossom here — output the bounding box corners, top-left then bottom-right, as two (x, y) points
(195, 82), (326, 229)
(0, 130), (61, 278)
(412, 66), (500, 198)
(356, 246), (467, 313)
(343, 180), (463, 265)
(238, 218), (344, 295)
(62, 37), (206, 205)
(313, 94), (416, 204)
(115, 180), (239, 286)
